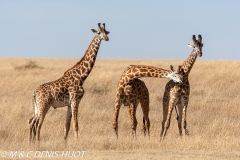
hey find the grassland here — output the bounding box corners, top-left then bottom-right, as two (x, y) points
(0, 58), (239, 160)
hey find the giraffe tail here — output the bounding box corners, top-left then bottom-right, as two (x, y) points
(29, 92), (38, 143)
(29, 92), (38, 123)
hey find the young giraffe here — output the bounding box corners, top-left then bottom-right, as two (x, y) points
(112, 64), (184, 138)
(160, 35), (203, 140)
(28, 23), (110, 143)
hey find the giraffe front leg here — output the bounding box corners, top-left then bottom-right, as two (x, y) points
(70, 96), (81, 140)
(64, 106), (72, 140)
(71, 107), (78, 140)
(142, 116), (150, 138)
(70, 87), (84, 141)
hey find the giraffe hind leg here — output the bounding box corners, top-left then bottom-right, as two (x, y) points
(161, 92), (169, 140)
(112, 96), (122, 138)
(161, 98), (177, 141)
(141, 103), (150, 138)
(29, 115), (37, 144)
(112, 103), (120, 138)
(180, 97), (189, 137)
(128, 104), (137, 138)
(177, 103), (183, 136)
(142, 116), (150, 138)
(70, 89), (84, 141)
(34, 103), (50, 143)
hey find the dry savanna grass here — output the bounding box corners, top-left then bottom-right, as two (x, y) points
(0, 58), (239, 160)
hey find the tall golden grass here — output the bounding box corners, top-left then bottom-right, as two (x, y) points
(0, 58), (239, 159)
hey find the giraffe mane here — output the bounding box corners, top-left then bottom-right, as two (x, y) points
(63, 38), (96, 75)
(64, 60), (82, 75)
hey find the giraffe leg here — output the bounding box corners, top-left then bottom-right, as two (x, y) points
(32, 118), (38, 143)
(177, 103), (183, 136)
(182, 104), (189, 136)
(33, 123), (36, 141)
(34, 102), (51, 147)
(71, 101), (79, 140)
(35, 115), (44, 148)
(112, 93), (122, 138)
(32, 118), (38, 142)
(64, 106), (72, 140)
(128, 104), (137, 138)
(179, 96), (189, 136)
(161, 96), (178, 141)
(141, 102), (150, 138)
(70, 90), (84, 141)
(161, 91), (169, 139)
(36, 114), (47, 141)
(175, 105), (179, 121)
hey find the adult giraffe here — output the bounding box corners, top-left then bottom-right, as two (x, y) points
(112, 64), (184, 138)
(160, 35), (203, 141)
(28, 23), (110, 143)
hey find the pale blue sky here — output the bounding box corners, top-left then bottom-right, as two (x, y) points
(1, 1), (239, 60)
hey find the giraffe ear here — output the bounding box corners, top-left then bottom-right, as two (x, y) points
(178, 66), (185, 74)
(177, 65), (181, 72)
(106, 31), (110, 35)
(91, 29), (97, 33)
(188, 44), (194, 48)
(170, 65), (175, 72)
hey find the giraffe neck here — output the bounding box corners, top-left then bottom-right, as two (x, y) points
(64, 36), (101, 85)
(118, 65), (172, 86)
(181, 50), (198, 75)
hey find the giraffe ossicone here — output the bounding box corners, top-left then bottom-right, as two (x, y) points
(28, 23), (110, 144)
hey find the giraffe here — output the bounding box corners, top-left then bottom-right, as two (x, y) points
(112, 64), (184, 138)
(28, 23), (110, 144)
(160, 35), (203, 141)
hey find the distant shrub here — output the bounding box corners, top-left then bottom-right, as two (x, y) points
(90, 82), (110, 95)
(13, 59), (43, 70)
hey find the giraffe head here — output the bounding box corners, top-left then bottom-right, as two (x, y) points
(91, 23), (110, 41)
(165, 65), (183, 84)
(187, 35), (203, 57)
